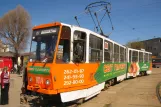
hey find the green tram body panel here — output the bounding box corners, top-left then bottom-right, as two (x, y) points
(94, 62), (127, 84)
(94, 62), (151, 84)
(138, 62), (150, 72)
(127, 62), (150, 72)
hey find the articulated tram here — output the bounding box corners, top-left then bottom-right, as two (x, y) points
(26, 22), (152, 103)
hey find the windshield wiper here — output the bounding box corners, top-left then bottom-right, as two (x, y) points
(42, 58), (48, 67)
(42, 56), (53, 67)
(32, 60), (40, 66)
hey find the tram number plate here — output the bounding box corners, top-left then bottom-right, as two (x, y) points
(36, 77), (43, 84)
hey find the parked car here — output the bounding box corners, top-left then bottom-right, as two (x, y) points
(152, 58), (161, 68)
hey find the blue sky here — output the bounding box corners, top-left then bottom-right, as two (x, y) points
(0, 0), (161, 47)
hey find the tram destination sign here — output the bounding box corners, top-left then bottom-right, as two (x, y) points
(33, 27), (59, 36)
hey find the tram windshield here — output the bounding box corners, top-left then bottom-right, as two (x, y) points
(30, 26), (60, 63)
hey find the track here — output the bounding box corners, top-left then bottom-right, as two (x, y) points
(156, 81), (161, 103)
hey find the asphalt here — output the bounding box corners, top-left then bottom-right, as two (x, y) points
(80, 68), (161, 107)
(1, 68), (161, 107)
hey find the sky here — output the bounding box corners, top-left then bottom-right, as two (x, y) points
(0, 0), (161, 50)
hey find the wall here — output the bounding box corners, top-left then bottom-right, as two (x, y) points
(143, 38), (161, 58)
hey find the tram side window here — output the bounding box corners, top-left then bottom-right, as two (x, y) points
(89, 34), (103, 62)
(56, 26), (71, 63)
(139, 52), (143, 62)
(125, 48), (127, 62)
(132, 51), (138, 62)
(73, 31), (86, 63)
(120, 47), (125, 62)
(114, 44), (119, 62)
(149, 54), (152, 62)
(144, 53), (148, 62)
(104, 40), (113, 62)
(129, 50), (131, 62)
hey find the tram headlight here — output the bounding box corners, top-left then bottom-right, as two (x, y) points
(46, 79), (50, 85)
(29, 77), (32, 82)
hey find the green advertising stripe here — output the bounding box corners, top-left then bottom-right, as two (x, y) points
(127, 62), (150, 73)
(94, 62), (127, 84)
(28, 66), (50, 75)
(139, 62), (150, 71)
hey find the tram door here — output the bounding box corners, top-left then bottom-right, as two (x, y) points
(73, 31), (86, 63)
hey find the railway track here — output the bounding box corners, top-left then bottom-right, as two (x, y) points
(156, 81), (161, 103)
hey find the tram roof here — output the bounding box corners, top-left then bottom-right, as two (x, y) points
(128, 47), (152, 54)
(62, 23), (127, 48)
(32, 22), (126, 48)
(32, 22), (152, 53)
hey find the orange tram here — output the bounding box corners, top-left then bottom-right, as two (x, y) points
(26, 22), (152, 104)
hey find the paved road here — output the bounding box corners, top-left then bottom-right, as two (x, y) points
(80, 68), (161, 107)
(2, 68), (161, 107)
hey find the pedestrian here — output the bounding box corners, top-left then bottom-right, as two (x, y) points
(0, 68), (2, 105)
(22, 62), (31, 95)
(14, 64), (17, 74)
(1, 67), (10, 105)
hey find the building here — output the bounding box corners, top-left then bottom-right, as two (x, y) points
(0, 40), (19, 68)
(142, 38), (161, 58)
(130, 38), (161, 58)
(130, 37), (161, 58)
(0, 40), (14, 52)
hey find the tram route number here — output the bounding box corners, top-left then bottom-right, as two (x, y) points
(36, 76), (43, 84)
(64, 79), (84, 86)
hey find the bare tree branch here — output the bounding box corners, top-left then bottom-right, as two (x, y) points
(0, 5), (31, 64)
(125, 39), (145, 49)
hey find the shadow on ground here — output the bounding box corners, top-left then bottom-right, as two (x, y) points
(21, 96), (79, 107)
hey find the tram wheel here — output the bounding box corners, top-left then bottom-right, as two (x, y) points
(111, 79), (115, 86)
(106, 82), (110, 88)
(109, 80), (112, 86)
(141, 72), (144, 76)
(103, 82), (110, 91)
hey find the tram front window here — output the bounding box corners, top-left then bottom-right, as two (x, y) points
(56, 26), (71, 63)
(30, 27), (59, 63)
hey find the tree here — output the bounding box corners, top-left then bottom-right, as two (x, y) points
(125, 40), (145, 50)
(130, 41), (145, 49)
(0, 5), (31, 65)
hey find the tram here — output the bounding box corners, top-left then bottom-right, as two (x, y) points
(26, 22), (152, 103)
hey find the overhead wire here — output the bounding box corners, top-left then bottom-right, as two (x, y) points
(60, 0), (161, 37)
(60, 0), (161, 24)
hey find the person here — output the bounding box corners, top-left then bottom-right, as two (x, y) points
(1, 67), (10, 105)
(74, 42), (83, 62)
(0, 68), (2, 104)
(20, 62), (27, 104)
(22, 62), (30, 95)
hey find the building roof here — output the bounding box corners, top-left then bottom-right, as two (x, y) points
(0, 52), (15, 57)
(140, 37), (161, 42)
(20, 52), (34, 57)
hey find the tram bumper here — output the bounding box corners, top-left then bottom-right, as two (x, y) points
(27, 85), (57, 95)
